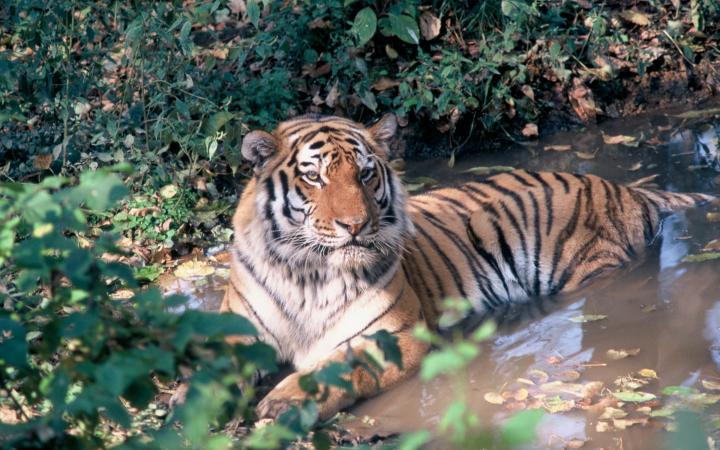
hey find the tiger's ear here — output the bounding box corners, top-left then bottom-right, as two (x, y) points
(242, 130), (278, 174)
(369, 113), (398, 144)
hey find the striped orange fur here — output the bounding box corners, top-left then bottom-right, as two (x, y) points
(221, 114), (715, 419)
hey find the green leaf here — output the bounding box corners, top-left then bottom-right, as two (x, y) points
(202, 111), (234, 136)
(0, 318), (28, 368)
(387, 13), (420, 45)
(247, 0), (261, 28)
(682, 252), (720, 263)
(351, 8), (377, 47)
(313, 362), (353, 393)
(662, 385), (699, 396)
(365, 329), (403, 369)
(612, 391), (656, 402)
(501, 409), (544, 446)
(397, 430), (432, 450)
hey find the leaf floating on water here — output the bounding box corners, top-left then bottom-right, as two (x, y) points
(517, 377), (535, 386)
(602, 133), (638, 146)
(628, 162), (643, 171)
(638, 369), (658, 379)
(600, 406), (628, 420)
(607, 348), (641, 360)
(702, 379), (720, 391)
(462, 165), (515, 175)
(662, 385), (698, 396)
(521, 123), (538, 137)
(681, 252), (720, 263)
(544, 144), (572, 152)
(649, 407), (675, 417)
(613, 417), (648, 430)
(575, 151), (596, 160)
(175, 260), (215, 279)
(484, 392), (506, 405)
(707, 212), (720, 223)
(612, 391), (656, 402)
(528, 369), (550, 384)
(703, 240), (720, 252)
(569, 314), (607, 323)
(514, 388), (529, 401)
(673, 107), (720, 119)
(543, 396), (576, 413)
(596, 421), (610, 432)
(557, 370), (581, 382)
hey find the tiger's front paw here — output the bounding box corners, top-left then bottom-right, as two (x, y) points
(256, 375), (305, 420)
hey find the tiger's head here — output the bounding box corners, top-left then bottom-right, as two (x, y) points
(239, 114), (412, 270)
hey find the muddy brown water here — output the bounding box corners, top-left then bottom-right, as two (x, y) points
(166, 104), (720, 449)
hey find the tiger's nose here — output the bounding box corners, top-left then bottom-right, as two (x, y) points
(335, 218), (368, 236)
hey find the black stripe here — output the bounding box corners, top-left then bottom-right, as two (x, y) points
(334, 283), (405, 349)
(526, 172), (554, 236)
(507, 171), (535, 188)
(467, 226), (512, 301)
(553, 172), (570, 193)
(484, 179), (529, 227)
(414, 222), (468, 298)
(548, 189), (582, 293)
(229, 279), (282, 348)
(263, 177), (281, 240)
(529, 191), (542, 296)
(493, 221), (524, 293)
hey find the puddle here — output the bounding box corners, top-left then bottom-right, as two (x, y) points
(164, 102), (720, 449)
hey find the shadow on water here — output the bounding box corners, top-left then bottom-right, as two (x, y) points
(167, 102), (720, 449)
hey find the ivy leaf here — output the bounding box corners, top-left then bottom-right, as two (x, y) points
(351, 7), (377, 47)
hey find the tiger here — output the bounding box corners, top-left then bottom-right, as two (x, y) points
(220, 113), (715, 420)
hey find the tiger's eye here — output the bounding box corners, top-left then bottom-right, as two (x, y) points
(305, 171), (320, 182)
(360, 167), (373, 180)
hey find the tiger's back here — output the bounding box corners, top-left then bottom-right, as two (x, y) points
(405, 170), (713, 325)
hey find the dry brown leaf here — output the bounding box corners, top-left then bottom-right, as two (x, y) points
(620, 9), (651, 26)
(514, 388), (529, 401)
(569, 79), (601, 123)
(607, 348), (641, 360)
(33, 154), (53, 170)
(707, 212), (720, 223)
(484, 392), (505, 405)
(575, 151), (595, 160)
(565, 439), (587, 449)
(419, 11), (441, 41)
(702, 379), (720, 391)
(521, 85), (535, 101)
(372, 77), (400, 91)
(637, 369), (658, 379)
(703, 240), (720, 252)
(596, 421), (610, 432)
(628, 162), (643, 171)
(528, 369), (550, 384)
(600, 406), (628, 420)
(557, 370), (581, 382)
(613, 417), (648, 430)
(543, 397), (576, 413)
(602, 133), (637, 145)
(522, 123), (539, 137)
(175, 260), (215, 279)
(544, 144), (572, 152)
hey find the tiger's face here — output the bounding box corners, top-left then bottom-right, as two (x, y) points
(241, 114), (410, 270)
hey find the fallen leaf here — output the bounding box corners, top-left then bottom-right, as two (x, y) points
(612, 391), (656, 402)
(462, 166), (515, 175)
(614, 375), (649, 391)
(540, 381), (603, 399)
(619, 9), (651, 26)
(682, 252), (720, 263)
(565, 439), (586, 449)
(517, 377), (535, 386)
(557, 370), (581, 382)
(528, 369), (550, 384)
(613, 417), (648, 430)
(544, 144), (572, 152)
(569, 79), (601, 123)
(703, 240), (720, 252)
(372, 77), (400, 91)
(175, 260), (215, 279)
(673, 108), (720, 119)
(160, 184), (178, 199)
(602, 133), (638, 145)
(607, 348), (641, 360)
(419, 11), (441, 41)
(600, 406), (628, 420)
(543, 396), (576, 413)
(702, 379), (720, 391)
(596, 421), (610, 432)
(569, 314), (607, 323)
(484, 392), (506, 405)
(707, 212), (720, 222)
(522, 123), (538, 137)
(521, 85), (535, 101)
(649, 407), (675, 417)
(628, 162), (643, 171)
(514, 388), (529, 401)
(638, 369), (658, 379)
(575, 151), (595, 160)
(34, 154), (53, 170)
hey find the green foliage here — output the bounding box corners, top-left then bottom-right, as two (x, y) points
(0, 168), (272, 448)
